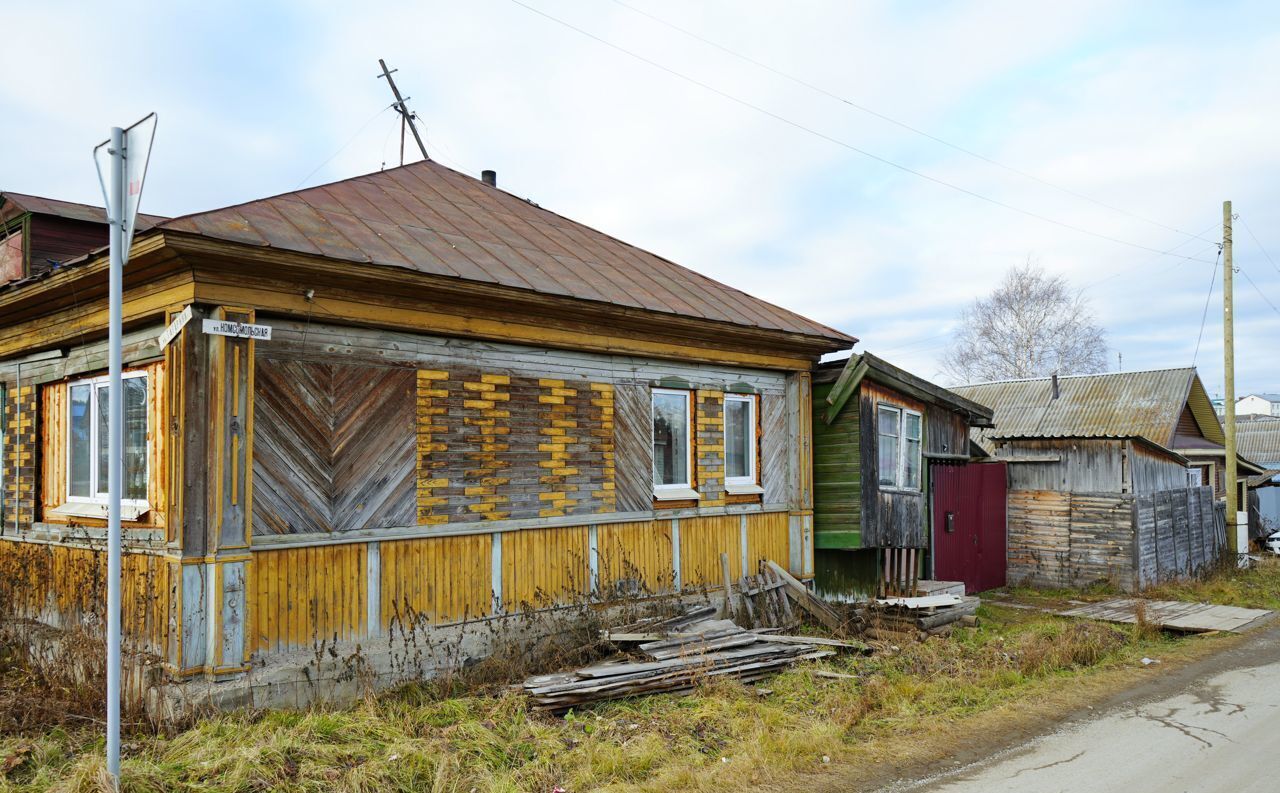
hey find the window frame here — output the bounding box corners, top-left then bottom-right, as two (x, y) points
(723, 393), (760, 492)
(651, 387), (696, 498)
(876, 402), (923, 493)
(65, 370), (150, 507)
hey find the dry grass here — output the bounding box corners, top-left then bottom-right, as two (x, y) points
(0, 599), (1198, 793)
(1142, 555), (1280, 611)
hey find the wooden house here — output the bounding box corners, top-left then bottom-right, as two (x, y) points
(811, 353), (996, 598)
(953, 368), (1267, 591)
(0, 162), (853, 708)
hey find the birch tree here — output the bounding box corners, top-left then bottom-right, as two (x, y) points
(941, 260), (1108, 384)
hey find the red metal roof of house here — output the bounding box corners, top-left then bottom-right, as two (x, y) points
(1, 191), (167, 230)
(158, 160), (854, 344)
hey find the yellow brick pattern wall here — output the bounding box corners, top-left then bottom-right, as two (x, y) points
(3, 385), (37, 527)
(695, 389), (725, 507)
(416, 369), (450, 525)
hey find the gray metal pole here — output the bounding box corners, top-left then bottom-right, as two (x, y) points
(106, 125), (124, 783)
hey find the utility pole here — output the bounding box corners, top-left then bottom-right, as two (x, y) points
(377, 59), (429, 163)
(1223, 200), (1239, 557)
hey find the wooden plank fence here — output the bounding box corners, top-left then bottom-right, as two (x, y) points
(1008, 485), (1222, 592)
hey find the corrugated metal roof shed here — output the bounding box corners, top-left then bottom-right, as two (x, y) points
(159, 160), (854, 344)
(952, 368), (1221, 451)
(1238, 417), (1280, 465)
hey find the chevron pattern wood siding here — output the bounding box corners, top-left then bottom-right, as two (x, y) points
(253, 360), (416, 535)
(613, 384), (652, 513)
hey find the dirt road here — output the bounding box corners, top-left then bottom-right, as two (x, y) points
(885, 622), (1280, 793)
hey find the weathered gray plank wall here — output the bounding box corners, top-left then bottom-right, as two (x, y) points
(1000, 439), (1124, 493)
(1009, 485), (1220, 591)
(1133, 486), (1222, 589)
(1129, 443), (1192, 494)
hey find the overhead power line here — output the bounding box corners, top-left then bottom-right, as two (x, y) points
(610, 0), (1210, 245)
(1237, 266), (1280, 319)
(1240, 215), (1280, 278)
(1192, 247), (1221, 366)
(508, 0), (1216, 265)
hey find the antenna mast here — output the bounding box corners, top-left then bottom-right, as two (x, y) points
(377, 58), (429, 163)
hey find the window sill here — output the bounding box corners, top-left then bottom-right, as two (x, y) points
(878, 486), (923, 496)
(653, 487), (701, 501)
(724, 482), (765, 495)
(48, 501), (151, 522)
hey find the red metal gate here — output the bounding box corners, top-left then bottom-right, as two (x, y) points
(931, 462), (1007, 594)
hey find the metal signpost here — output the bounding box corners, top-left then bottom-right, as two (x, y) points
(92, 112), (156, 786)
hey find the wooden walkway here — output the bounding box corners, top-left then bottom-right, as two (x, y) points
(1057, 599), (1273, 633)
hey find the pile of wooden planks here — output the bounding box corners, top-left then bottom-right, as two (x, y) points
(861, 595), (981, 642)
(524, 607), (867, 712)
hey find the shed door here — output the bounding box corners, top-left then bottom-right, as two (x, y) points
(931, 462), (1007, 594)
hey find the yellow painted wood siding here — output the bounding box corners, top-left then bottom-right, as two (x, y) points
(0, 540), (173, 656)
(679, 514), (743, 587)
(250, 544), (367, 654)
(597, 519), (676, 595)
(381, 533), (492, 628)
(502, 525), (590, 609)
(745, 511), (790, 572)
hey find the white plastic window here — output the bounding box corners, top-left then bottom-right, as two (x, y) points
(67, 371), (149, 504)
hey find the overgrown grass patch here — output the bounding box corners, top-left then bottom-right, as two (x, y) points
(1143, 555), (1280, 610)
(6, 564), (1271, 792)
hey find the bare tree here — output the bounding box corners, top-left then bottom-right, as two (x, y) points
(940, 259), (1108, 384)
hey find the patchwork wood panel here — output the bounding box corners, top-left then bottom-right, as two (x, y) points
(1006, 489), (1071, 588)
(598, 519), (676, 595)
(381, 533), (493, 627)
(679, 514), (743, 587)
(415, 370), (616, 524)
(502, 525), (591, 608)
(761, 393), (789, 506)
(745, 511), (790, 571)
(250, 544), (366, 654)
(253, 359), (415, 535)
(613, 384), (652, 513)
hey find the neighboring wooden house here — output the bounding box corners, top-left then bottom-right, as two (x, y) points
(953, 368), (1265, 591)
(811, 353), (995, 598)
(1238, 416), (1280, 538)
(0, 163), (853, 709)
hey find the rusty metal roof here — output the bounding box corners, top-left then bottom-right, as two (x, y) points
(952, 368), (1222, 452)
(1238, 416), (1280, 465)
(157, 160), (854, 344)
(1, 191), (167, 230)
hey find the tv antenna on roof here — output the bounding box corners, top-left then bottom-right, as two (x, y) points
(377, 58), (429, 166)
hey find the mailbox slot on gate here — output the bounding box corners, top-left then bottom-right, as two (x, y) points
(945, 511), (955, 533)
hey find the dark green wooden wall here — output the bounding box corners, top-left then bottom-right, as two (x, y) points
(813, 381), (861, 549)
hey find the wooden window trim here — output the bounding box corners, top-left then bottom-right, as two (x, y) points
(877, 402), (923, 493)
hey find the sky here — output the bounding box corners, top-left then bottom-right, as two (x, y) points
(2, 0), (1278, 395)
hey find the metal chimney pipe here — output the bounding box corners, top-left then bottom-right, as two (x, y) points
(482, 169), (497, 187)
(1051, 372), (1060, 401)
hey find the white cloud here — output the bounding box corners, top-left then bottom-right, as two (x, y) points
(3, 0), (1279, 394)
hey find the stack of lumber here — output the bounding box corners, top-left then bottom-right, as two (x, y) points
(523, 608), (867, 712)
(861, 595), (981, 642)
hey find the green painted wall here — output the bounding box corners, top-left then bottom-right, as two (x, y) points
(813, 548), (880, 602)
(813, 381), (861, 549)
